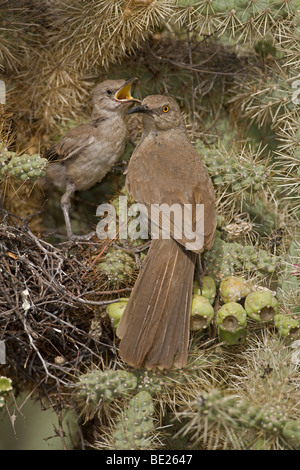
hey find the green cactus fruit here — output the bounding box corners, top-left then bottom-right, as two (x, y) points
(6, 154), (48, 181)
(0, 376), (12, 395)
(244, 290), (278, 323)
(113, 390), (155, 450)
(219, 276), (251, 303)
(282, 420), (300, 447)
(217, 302), (247, 345)
(107, 298), (128, 329)
(274, 314), (300, 339)
(76, 369), (137, 404)
(190, 294), (215, 331)
(193, 276), (216, 304)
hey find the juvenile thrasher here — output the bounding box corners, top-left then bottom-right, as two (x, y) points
(45, 78), (140, 240)
(116, 95), (217, 370)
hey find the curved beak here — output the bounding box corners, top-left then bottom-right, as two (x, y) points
(114, 78), (141, 104)
(126, 104), (153, 116)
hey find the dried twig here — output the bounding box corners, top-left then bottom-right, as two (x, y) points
(0, 209), (126, 392)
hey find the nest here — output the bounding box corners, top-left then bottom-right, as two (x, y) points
(0, 209), (132, 394)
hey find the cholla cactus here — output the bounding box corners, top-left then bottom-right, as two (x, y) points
(76, 369), (138, 404)
(282, 420), (300, 448)
(98, 248), (137, 288)
(204, 230), (278, 282)
(177, 332), (300, 449)
(175, 0), (299, 42)
(277, 6), (300, 68)
(198, 142), (272, 193)
(6, 153), (48, 181)
(275, 114), (300, 215)
(112, 390), (156, 450)
(0, 143), (14, 177)
(197, 142), (276, 218)
(0, 4), (32, 73)
(0, 145), (48, 181)
(276, 241), (300, 316)
(9, 49), (93, 136)
(0, 0), (299, 453)
(48, 0), (175, 69)
(229, 332), (300, 448)
(228, 64), (298, 129)
(178, 388), (300, 449)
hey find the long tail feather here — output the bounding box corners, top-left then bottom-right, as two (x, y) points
(116, 238), (196, 369)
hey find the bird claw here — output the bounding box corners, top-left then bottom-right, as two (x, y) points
(113, 240), (151, 271)
(114, 240), (151, 254)
(68, 231), (96, 242)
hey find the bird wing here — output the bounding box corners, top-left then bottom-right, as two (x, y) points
(44, 124), (96, 162)
(126, 131), (216, 252)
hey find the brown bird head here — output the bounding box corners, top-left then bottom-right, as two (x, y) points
(127, 94), (185, 132)
(91, 78), (140, 118)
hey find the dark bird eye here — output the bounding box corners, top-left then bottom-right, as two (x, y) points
(162, 106), (169, 113)
(106, 89), (113, 95)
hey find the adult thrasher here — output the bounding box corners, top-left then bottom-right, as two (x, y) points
(117, 95), (217, 370)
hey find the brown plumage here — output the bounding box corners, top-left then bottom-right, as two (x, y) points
(45, 78), (140, 240)
(116, 95), (217, 370)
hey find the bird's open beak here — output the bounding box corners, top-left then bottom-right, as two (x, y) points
(114, 78), (141, 104)
(126, 104), (153, 116)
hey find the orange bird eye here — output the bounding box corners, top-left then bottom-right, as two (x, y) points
(162, 106), (169, 113)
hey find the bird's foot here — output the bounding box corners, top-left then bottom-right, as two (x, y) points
(113, 240), (151, 255)
(113, 240), (151, 271)
(68, 231), (96, 242)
